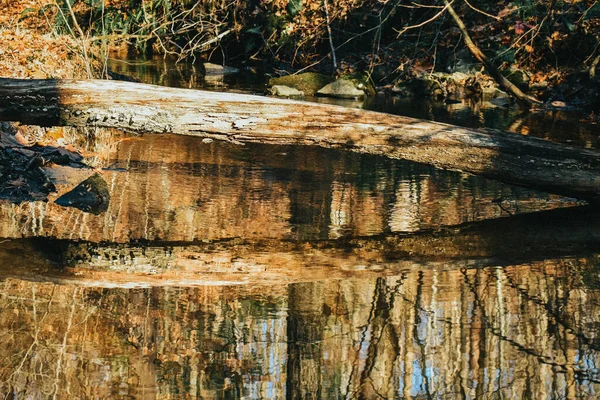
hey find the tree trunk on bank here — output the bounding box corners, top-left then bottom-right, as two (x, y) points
(0, 78), (599, 201)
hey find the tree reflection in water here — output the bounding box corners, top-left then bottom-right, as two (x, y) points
(0, 257), (598, 398)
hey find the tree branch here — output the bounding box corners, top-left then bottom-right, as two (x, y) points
(442, 0), (542, 109)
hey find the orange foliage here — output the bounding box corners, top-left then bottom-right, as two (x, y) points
(0, 0), (92, 79)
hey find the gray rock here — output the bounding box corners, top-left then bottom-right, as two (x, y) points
(317, 79), (365, 99)
(0, 122), (16, 134)
(443, 73), (470, 102)
(550, 100), (568, 109)
(489, 97), (511, 107)
(203, 63), (239, 76)
(530, 81), (549, 91)
(446, 72), (469, 84)
(449, 49), (481, 73)
(450, 59), (480, 74)
(269, 85), (304, 98)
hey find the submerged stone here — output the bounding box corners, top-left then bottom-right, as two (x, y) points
(107, 70), (141, 83)
(269, 72), (334, 95)
(55, 173), (110, 215)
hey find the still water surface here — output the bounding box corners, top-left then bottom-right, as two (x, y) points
(0, 59), (599, 398)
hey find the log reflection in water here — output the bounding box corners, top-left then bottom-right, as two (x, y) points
(0, 135), (578, 243)
(0, 258), (599, 398)
(0, 204), (597, 288)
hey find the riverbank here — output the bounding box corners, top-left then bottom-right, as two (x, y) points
(4, 0), (600, 112)
(0, 0), (120, 202)
(35, 0), (600, 112)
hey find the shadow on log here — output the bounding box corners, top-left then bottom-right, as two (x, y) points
(0, 78), (599, 201)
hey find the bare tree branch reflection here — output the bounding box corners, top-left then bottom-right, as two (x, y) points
(0, 256), (598, 397)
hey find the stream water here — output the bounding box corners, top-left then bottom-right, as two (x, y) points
(0, 58), (599, 399)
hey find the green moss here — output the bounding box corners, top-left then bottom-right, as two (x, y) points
(269, 72), (335, 95)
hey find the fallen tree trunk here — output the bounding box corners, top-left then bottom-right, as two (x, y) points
(1, 78), (599, 201)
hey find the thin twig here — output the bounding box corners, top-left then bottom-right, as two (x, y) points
(394, 0), (454, 38)
(60, 0), (93, 78)
(464, 0), (501, 20)
(324, 0), (337, 69)
(590, 54), (600, 79)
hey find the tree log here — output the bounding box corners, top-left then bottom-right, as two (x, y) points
(0, 78), (599, 201)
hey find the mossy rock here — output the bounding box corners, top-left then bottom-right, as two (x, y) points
(269, 72), (334, 96)
(316, 73), (377, 99)
(338, 73), (377, 97)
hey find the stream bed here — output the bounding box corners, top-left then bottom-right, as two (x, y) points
(0, 58), (599, 398)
